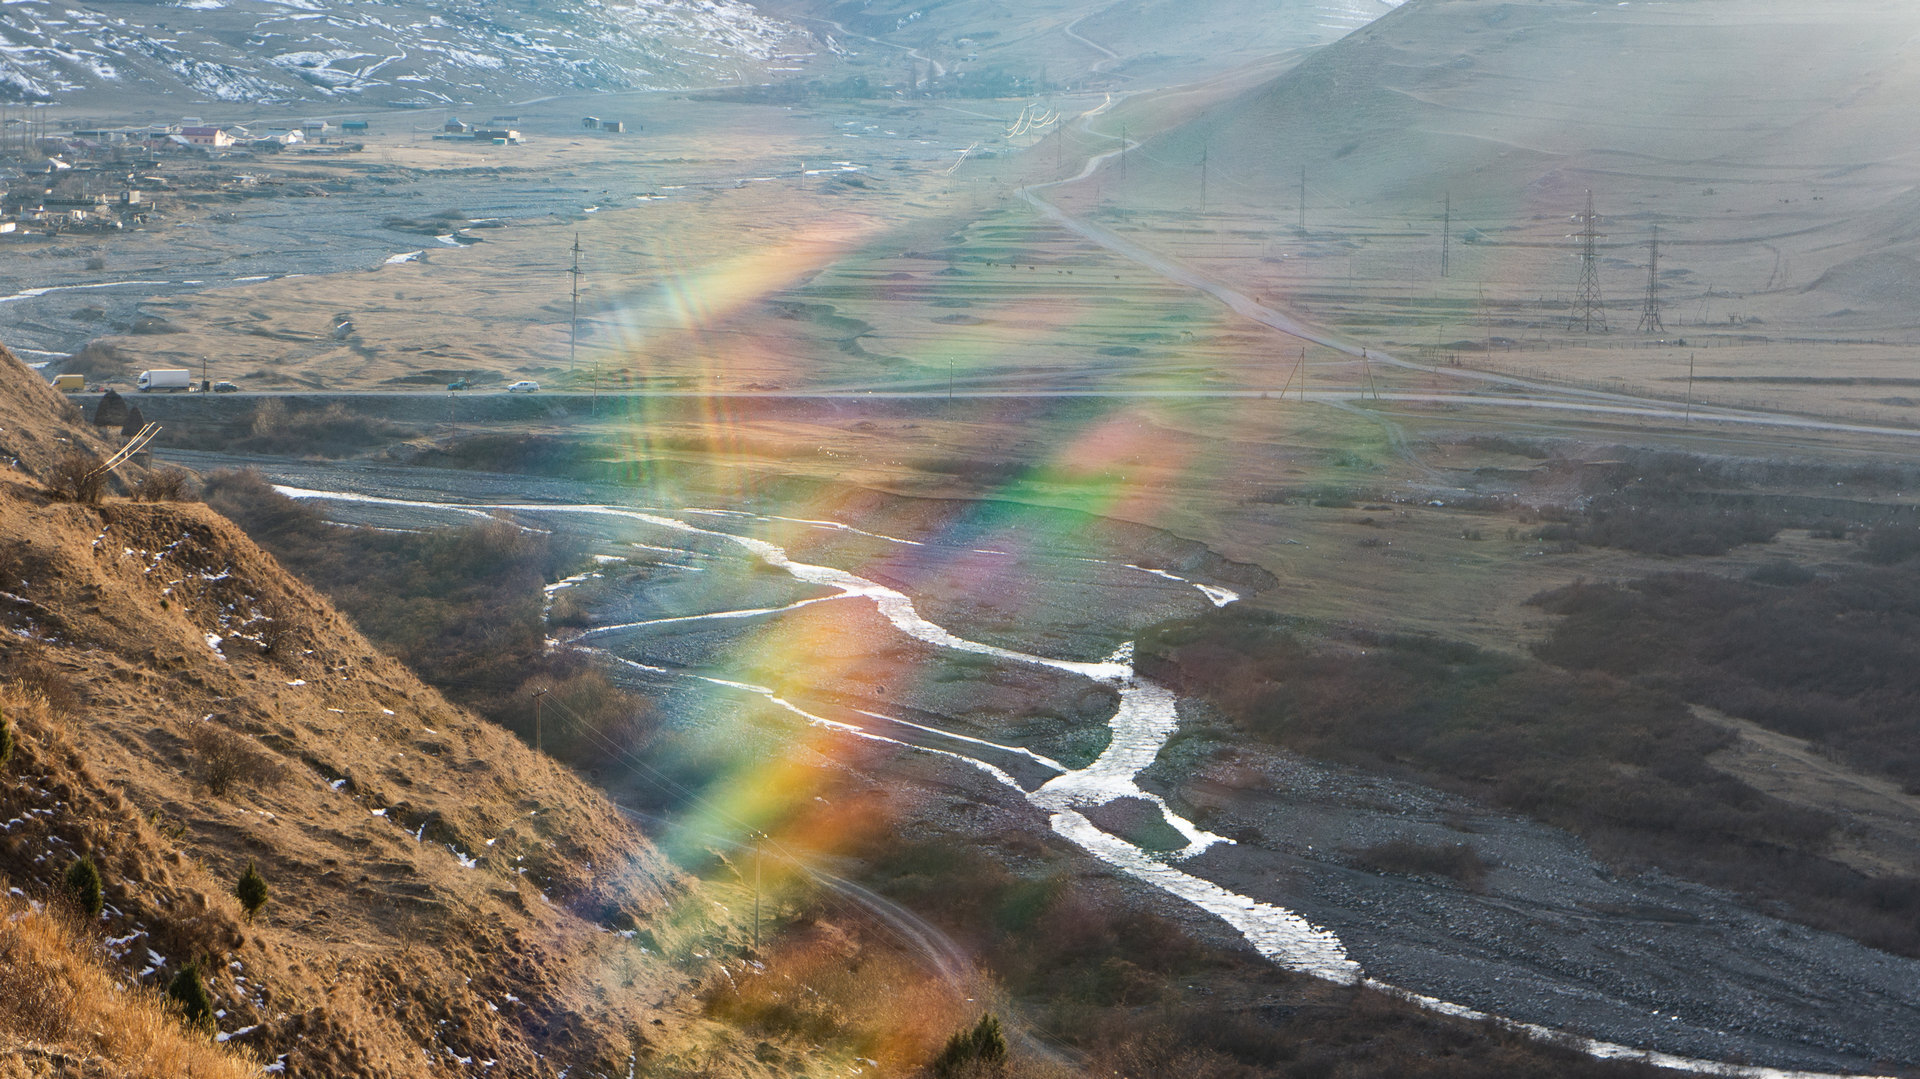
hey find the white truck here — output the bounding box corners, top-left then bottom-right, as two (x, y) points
(136, 369), (193, 393)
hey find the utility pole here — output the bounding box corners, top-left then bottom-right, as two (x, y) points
(1567, 190), (1608, 333)
(1637, 225), (1665, 334)
(1298, 165), (1306, 232)
(1278, 346), (1306, 401)
(531, 687), (547, 755)
(1685, 351), (1695, 424)
(1119, 124), (1126, 179)
(1440, 192), (1451, 279)
(1199, 144), (1207, 212)
(750, 831), (764, 952)
(568, 233), (582, 376)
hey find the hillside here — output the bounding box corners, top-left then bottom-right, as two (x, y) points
(0, 341), (693, 1076)
(0, 0), (818, 107)
(1072, 0), (1920, 379)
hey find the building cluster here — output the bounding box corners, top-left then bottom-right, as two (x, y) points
(435, 115), (524, 144)
(8, 116), (372, 164)
(1, 163), (155, 234)
(0, 115), (374, 236)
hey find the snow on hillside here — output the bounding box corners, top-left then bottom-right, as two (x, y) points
(0, 0), (822, 104)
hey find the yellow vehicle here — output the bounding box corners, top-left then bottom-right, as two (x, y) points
(52, 374), (85, 392)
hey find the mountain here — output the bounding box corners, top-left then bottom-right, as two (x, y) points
(1116, 0), (1920, 335)
(0, 342), (693, 1076)
(0, 0), (822, 107)
(760, 0), (1402, 89)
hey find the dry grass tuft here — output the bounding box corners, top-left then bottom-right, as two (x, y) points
(701, 921), (978, 1075)
(0, 891), (257, 1078)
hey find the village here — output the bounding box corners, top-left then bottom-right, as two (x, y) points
(0, 115), (380, 236)
(0, 109), (645, 238)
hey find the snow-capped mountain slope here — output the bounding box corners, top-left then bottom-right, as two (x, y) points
(0, 0), (824, 105)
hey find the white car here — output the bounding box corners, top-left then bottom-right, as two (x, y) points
(506, 380), (539, 393)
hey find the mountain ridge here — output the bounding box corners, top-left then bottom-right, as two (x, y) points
(0, 0), (824, 107)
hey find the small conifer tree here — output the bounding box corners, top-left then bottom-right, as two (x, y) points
(168, 962), (215, 1033)
(932, 1013), (1008, 1077)
(235, 861), (268, 923)
(64, 855), (103, 918)
(967, 1013), (1008, 1070)
(92, 389), (127, 429)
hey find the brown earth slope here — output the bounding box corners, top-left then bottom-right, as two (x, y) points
(0, 342), (693, 1077)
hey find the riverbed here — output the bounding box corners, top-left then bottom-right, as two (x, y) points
(162, 449), (1920, 1077)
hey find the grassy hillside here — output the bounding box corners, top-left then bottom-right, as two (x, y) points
(0, 342), (694, 1076)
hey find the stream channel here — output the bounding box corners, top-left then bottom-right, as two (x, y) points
(171, 451), (1920, 1078)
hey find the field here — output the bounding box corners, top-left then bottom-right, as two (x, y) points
(17, 0), (1920, 1071)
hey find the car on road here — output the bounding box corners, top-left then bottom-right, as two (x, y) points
(211, 381), (239, 393)
(506, 380), (539, 393)
(447, 378), (470, 391)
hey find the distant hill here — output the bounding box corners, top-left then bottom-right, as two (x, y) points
(764, 0), (1402, 90)
(0, 0), (821, 107)
(1116, 0), (1920, 331)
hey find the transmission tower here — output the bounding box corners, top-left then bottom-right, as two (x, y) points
(1567, 190), (1608, 333)
(1440, 191), (1451, 278)
(1637, 225), (1665, 334)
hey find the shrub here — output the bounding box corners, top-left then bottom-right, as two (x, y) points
(249, 398), (288, 438)
(133, 469), (192, 503)
(1, 655), (80, 716)
(167, 962), (214, 1033)
(64, 857), (103, 919)
(931, 1013), (1008, 1078)
(1748, 559), (1815, 586)
(1862, 523), (1920, 565)
(0, 703), (12, 769)
(1351, 839), (1490, 890)
(234, 862), (268, 923)
(59, 341), (128, 381)
(44, 452), (104, 504)
(187, 725), (285, 797)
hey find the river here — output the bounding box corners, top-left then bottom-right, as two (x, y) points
(159, 449), (1920, 1078)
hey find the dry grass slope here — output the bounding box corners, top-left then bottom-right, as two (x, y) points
(0, 342), (703, 1077)
(0, 888), (257, 1079)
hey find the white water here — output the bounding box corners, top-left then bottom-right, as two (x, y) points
(276, 484), (1891, 1079)
(0, 279), (168, 304)
(1127, 564), (1241, 607)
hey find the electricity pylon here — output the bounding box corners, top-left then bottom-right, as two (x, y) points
(1567, 190), (1607, 333)
(1637, 225), (1665, 334)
